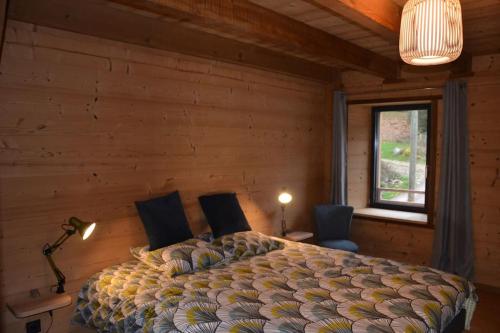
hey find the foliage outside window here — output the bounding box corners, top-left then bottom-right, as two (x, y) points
(371, 104), (431, 213)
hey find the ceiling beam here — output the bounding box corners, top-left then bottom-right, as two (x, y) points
(8, 0), (335, 82)
(399, 53), (473, 79)
(303, 0), (401, 42)
(108, 0), (399, 78)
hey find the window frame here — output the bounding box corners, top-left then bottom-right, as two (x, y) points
(370, 103), (433, 214)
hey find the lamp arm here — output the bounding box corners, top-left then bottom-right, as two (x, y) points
(43, 228), (75, 293)
(43, 228), (74, 255)
(45, 252), (66, 293)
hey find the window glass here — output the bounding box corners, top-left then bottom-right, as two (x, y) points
(372, 105), (430, 211)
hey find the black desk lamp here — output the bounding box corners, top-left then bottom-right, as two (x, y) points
(43, 217), (96, 293)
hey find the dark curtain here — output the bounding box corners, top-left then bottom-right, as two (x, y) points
(432, 80), (474, 280)
(331, 91), (347, 205)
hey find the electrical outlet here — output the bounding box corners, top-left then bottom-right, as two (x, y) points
(26, 319), (41, 333)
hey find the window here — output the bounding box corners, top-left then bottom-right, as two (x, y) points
(371, 104), (432, 213)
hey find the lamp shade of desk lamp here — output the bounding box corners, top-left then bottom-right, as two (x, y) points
(43, 217), (96, 293)
(70, 217), (96, 240)
(278, 192), (292, 236)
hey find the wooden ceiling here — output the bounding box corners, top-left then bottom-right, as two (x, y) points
(251, 0), (400, 60)
(105, 0), (499, 78)
(108, 0), (400, 78)
(252, 0), (500, 59)
(7, 0), (500, 80)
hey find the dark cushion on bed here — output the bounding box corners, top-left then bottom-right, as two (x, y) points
(199, 193), (251, 238)
(135, 191), (193, 251)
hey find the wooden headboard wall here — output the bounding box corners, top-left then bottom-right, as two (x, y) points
(0, 20), (330, 332)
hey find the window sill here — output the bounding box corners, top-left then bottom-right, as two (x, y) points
(353, 208), (429, 226)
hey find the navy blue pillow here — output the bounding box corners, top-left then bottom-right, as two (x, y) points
(135, 191), (193, 251)
(199, 193), (251, 238)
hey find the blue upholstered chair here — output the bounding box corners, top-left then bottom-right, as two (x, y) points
(314, 204), (358, 253)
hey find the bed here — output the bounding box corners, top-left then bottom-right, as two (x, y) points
(72, 231), (477, 333)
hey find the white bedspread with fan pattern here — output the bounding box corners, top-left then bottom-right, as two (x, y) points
(73, 233), (476, 333)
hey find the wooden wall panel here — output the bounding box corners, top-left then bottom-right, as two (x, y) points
(0, 20), (329, 332)
(467, 61), (500, 287)
(343, 53), (500, 289)
(347, 104), (371, 209)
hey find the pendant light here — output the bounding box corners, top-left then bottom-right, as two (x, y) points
(400, 0), (463, 66)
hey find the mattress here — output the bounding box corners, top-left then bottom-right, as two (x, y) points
(72, 238), (476, 333)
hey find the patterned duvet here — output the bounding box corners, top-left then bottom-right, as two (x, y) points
(73, 238), (476, 333)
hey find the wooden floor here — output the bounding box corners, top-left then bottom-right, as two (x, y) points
(469, 289), (500, 332)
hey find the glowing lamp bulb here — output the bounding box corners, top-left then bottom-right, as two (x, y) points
(278, 192), (292, 205)
(82, 222), (96, 240)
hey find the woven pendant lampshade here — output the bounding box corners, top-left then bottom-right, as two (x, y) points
(400, 0), (463, 66)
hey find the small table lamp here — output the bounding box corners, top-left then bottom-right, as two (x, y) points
(278, 192), (293, 236)
(43, 217), (96, 293)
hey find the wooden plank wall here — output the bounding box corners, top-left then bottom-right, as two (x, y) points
(0, 20), (329, 332)
(342, 54), (500, 289)
(347, 102), (437, 264)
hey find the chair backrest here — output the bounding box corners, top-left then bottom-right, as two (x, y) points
(314, 204), (354, 242)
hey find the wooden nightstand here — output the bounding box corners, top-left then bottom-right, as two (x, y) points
(283, 231), (314, 242)
(7, 294), (72, 319)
